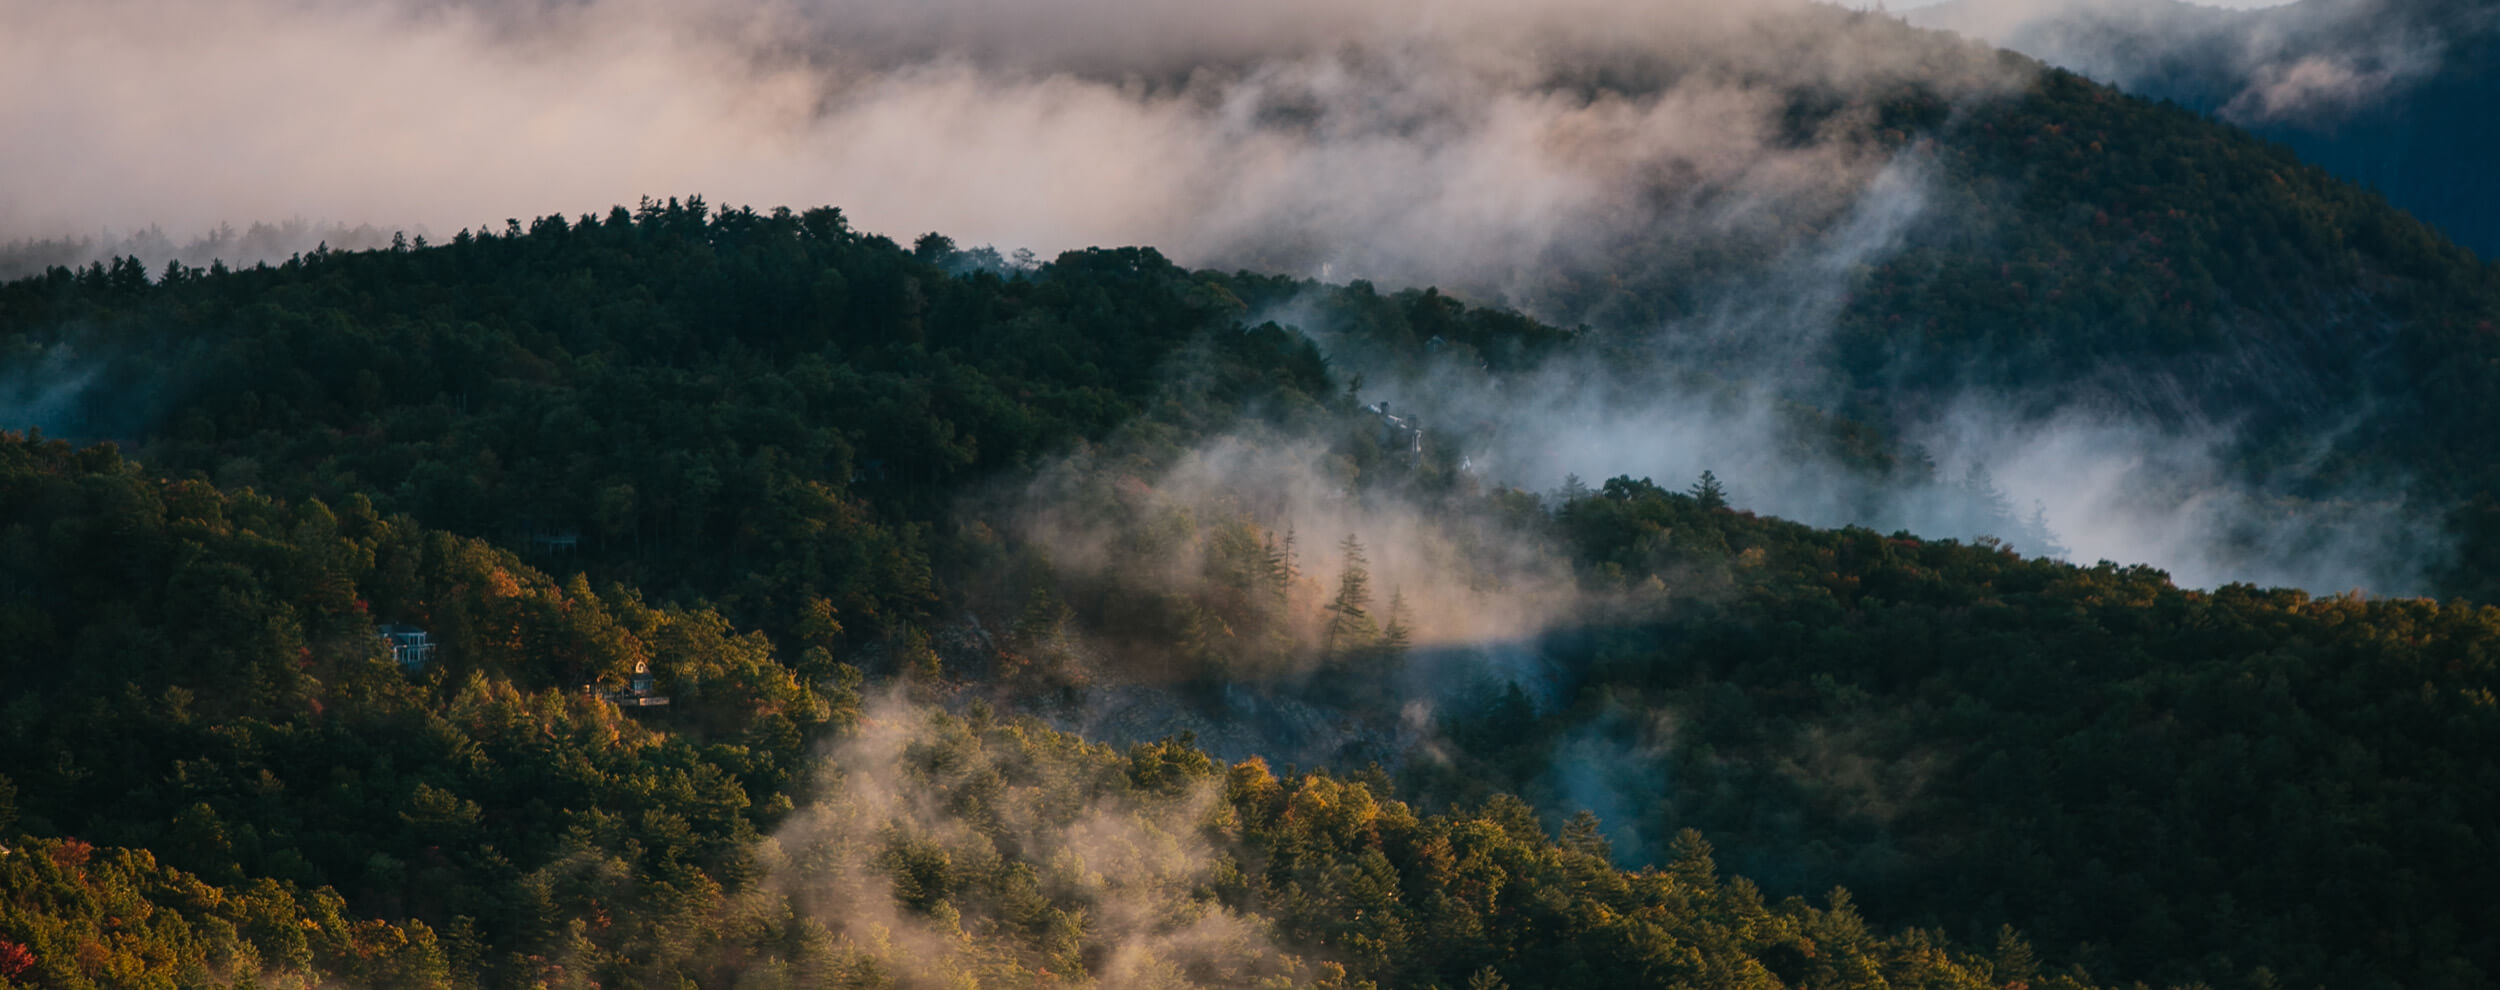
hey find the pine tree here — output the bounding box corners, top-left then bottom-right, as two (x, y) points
(1179, 603), (1234, 676)
(1257, 530), (1291, 609)
(1010, 579), (1068, 651)
(1322, 535), (1378, 660)
(898, 627), (945, 690)
(1667, 829), (1720, 894)
(1561, 810), (1612, 861)
(1962, 463), (2015, 534)
(2020, 500), (2070, 559)
(1380, 589), (1413, 662)
(1690, 470), (1727, 510)
(1991, 925), (2039, 985)
(1279, 526), (1302, 584)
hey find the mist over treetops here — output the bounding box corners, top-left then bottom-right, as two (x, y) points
(3, 2), (2499, 989)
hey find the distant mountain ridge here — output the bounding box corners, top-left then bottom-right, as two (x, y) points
(1909, 0), (2500, 258)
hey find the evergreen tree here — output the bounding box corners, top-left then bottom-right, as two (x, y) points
(1993, 925), (2041, 985)
(1690, 470), (1727, 510)
(1257, 529), (1294, 609)
(2020, 500), (2070, 559)
(1562, 810), (1612, 862)
(1322, 535), (1378, 659)
(1010, 579), (1069, 652)
(1380, 589), (1413, 657)
(1962, 463), (2016, 535)
(1179, 603), (1234, 678)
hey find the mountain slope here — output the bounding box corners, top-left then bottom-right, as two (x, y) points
(0, 432), (2088, 989)
(8, 207), (2499, 985)
(1909, 0), (2500, 258)
(6, 9), (2500, 986)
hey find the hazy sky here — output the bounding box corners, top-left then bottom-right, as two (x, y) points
(0, 0), (2303, 250)
(1870, 0), (2298, 7)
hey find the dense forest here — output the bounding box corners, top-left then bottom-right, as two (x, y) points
(994, 445), (2500, 989)
(1511, 56), (2500, 520)
(3, 19), (2500, 990)
(0, 435), (2097, 989)
(1911, 0), (2500, 260)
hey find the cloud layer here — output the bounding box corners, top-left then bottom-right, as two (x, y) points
(1905, 0), (2468, 127)
(0, 0), (2012, 289)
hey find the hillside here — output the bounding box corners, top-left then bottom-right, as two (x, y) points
(1541, 54), (2500, 493)
(0, 433), (2092, 989)
(1909, 0), (2500, 259)
(5, 6), (2500, 988)
(1, 198), (2497, 987)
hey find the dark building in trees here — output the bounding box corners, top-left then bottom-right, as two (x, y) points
(1365, 401), (1425, 465)
(586, 659), (672, 709)
(376, 624), (435, 672)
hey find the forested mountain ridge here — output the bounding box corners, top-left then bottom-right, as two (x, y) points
(8, 357), (2500, 989)
(2, 19), (2499, 989)
(989, 440), (2500, 988)
(1908, 0), (2500, 258)
(2, 204), (2498, 988)
(0, 198), (1557, 647)
(0, 434), (2100, 989)
(1439, 478), (2500, 990)
(1583, 59), (2500, 494)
